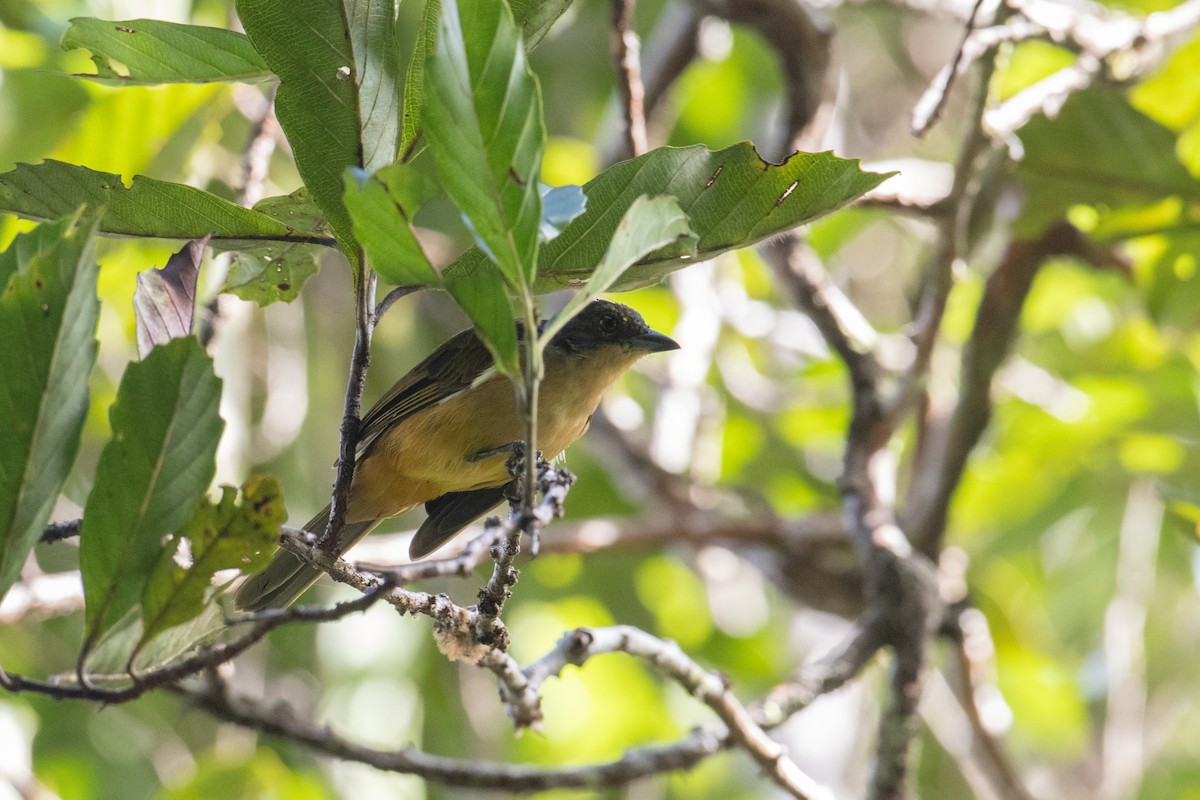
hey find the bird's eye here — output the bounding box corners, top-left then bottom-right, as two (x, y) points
(599, 314), (618, 333)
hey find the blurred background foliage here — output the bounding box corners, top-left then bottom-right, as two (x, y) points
(2, 0), (1200, 798)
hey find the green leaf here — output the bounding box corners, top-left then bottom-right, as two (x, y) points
(445, 143), (890, 293)
(347, 0), (403, 174)
(80, 337), (224, 651)
(62, 18), (273, 84)
(511, 0), (575, 49)
(133, 237), (206, 357)
(1015, 88), (1200, 237)
(237, 0), (402, 254)
(343, 166), (439, 286)
(0, 211), (100, 601)
(0, 161), (320, 243)
(251, 189), (330, 236)
(424, 0), (545, 289)
(444, 259), (519, 377)
(222, 241), (321, 305)
(140, 476), (284, 647)
(540, 195), (694, 344)
(398, 0), (567, 163)
(400, 0), (440, 160)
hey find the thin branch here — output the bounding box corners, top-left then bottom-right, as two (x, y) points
(186, 679), (730, 790)
(524, 627), (835, 800)
(0, 585), (390, 704)
(612, 0), (650, 158)
(474, 457), (575, 647)
(696, 0), (832, 154)
(321, 263), (377, 552)
(885, 42), (1001, 428)
(373, 283), (422, 324)
(911, 0), (996, 137)
(943, 604), (1037, 800)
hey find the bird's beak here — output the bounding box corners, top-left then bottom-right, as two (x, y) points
(629, 330), (680, 353)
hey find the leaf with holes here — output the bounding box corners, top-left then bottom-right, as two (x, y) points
(0, 161), (316, 243)
(444, 143), (892, 293)
(139, 475), (284, 648)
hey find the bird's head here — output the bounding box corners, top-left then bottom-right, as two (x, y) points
(547, 299), (679, 357)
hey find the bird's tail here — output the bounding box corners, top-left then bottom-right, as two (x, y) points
(234, 505), (379, 611)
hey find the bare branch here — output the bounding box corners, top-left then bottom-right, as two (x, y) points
(612, 0), (650, 158)
(186, 678), (733, 790)
(911, 0), (995, 137)
(474, 457), (575, 647)
(696, 0), (832, 154)
(322, 264), (377, 552)
(373, 283), (422, 324)
(0, 586), (389, 704)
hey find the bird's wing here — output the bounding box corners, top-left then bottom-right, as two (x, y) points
(357, 327), (497, 455)
(410, 484), (510, 559)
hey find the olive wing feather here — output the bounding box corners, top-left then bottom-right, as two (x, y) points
(356, 328), (497, 455)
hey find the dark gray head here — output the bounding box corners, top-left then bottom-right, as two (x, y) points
(549, 299), (679, 355)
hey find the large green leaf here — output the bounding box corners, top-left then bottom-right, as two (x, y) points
(398, 0), (569, 162)
(80, 337), (224, 650)
(346, 0), (403, 174)
(62, 18), (272, 84)
(0, 212), (100, 601)
(0, 161), (321, 243)
(444, 257), (520, 377)
(237, 0), (402, 254)
(540, 195), (695, 344)
(424, 0), (545, 289)
(139, 475), (284, 649)
(343, 165), (439, 286)
(445, 143), (891, 293)
(1015, 88), (1200, 237)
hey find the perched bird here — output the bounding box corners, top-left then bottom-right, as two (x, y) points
(235, 299), (678, 610)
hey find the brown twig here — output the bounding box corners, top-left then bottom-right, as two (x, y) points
(943, 603), (1037, 800)
(696, 0), (832, 154)
(373, 283), (422, 324)
(911, 0), (995, 137)
(321, 263), (376, 552)
(612, 0), (649, 158)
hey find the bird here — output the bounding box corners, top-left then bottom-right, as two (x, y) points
(234, 299), (679, 610)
